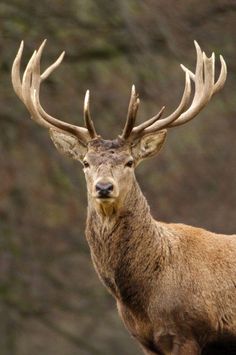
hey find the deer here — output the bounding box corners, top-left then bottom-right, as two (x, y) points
(11, 40), (236, 355)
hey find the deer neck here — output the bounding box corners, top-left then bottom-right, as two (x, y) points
(86, 179), (162, 311)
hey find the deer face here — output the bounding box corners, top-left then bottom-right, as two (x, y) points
(83, 139), (134, 204)
(50, 130), (167, 208)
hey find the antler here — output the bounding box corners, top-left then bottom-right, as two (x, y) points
(121, 85), (140, 139)
(121, 41), (227, 141)
(11, 40), (98, 143)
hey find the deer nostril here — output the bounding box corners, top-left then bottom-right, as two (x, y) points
(95, 182), (114, 197)
(107, 184), (113, 192)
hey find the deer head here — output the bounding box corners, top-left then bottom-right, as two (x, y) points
(12, 41), (227, 211)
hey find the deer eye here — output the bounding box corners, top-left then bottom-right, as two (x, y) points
(125, 160), (134, 168)
(83, 160), (90, 168)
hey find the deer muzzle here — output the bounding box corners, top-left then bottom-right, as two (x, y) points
(94, 178), (118, 200)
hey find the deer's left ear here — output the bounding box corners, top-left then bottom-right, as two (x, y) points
(132, 130), (167, 163)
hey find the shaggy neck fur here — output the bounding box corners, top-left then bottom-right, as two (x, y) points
(86, 178), (169, 316)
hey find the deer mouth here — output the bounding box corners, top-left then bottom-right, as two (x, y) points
(95, 194), (118, 204)
(96, 195), (115, 201)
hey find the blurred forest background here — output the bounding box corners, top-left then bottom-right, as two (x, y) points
(0, 0), (235, 354)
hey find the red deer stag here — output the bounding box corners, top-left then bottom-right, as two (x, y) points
(12, 41), (236, 355)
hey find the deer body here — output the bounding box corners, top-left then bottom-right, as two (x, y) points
(12, 41), (236, 354)
(85, 150), (236, 354)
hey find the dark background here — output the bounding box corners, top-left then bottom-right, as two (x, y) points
(0, 1), (235, 354)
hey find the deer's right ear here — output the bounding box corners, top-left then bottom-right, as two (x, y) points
(49, 129), (87, 161)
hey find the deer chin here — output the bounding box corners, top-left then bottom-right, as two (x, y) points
(96, 196), (115, 203)
(95, 197), (119, 217)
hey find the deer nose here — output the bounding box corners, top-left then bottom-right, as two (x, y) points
(95, 182), (113, 198)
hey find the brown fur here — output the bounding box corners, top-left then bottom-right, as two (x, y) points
(50, 133), (236, 354)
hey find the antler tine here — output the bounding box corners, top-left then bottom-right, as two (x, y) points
(132, 106), (166, 135)
(41, 50), (65, 81)
(11, 41), (24, 101)
(213, 55), (227, 94)
(84, 90), (97, 139)
(121, 85), (140, 139)
(22, 49), (37, 105)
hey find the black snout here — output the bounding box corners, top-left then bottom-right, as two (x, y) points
(96, 182), (113, 198)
